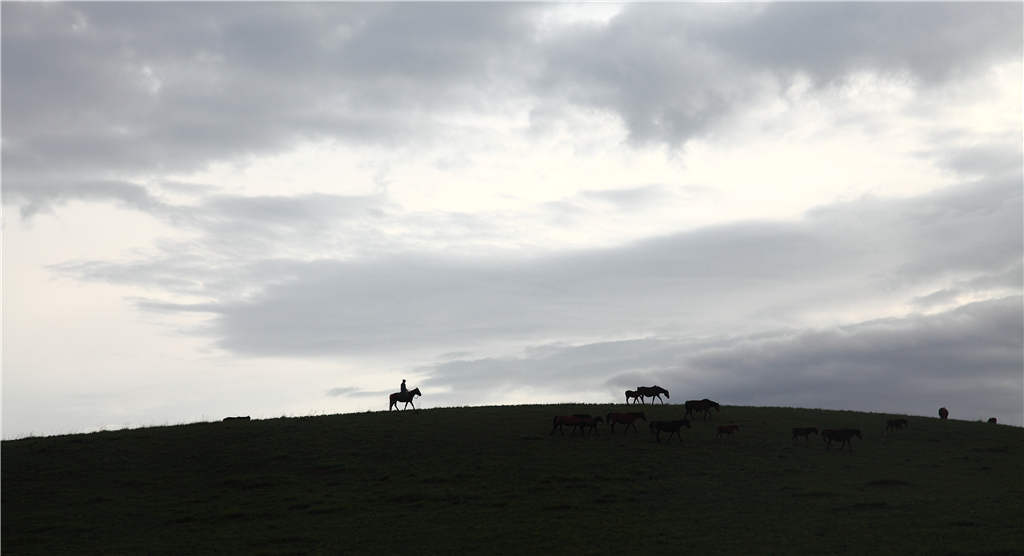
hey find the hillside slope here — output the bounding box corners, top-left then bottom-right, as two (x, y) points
(4, 404), (1023, 555)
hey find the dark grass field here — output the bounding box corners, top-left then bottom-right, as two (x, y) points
(4, 404), (1023, 555)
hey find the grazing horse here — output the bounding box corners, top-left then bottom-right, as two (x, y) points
(716, 424), (740, 438)
(885, 418), (908, 432)
(636, 385), (670, 405)
(792, 427), (818, 444)
(606, 412), (646, 433)
(388, 387), (421, 411)
(572, 414), (604, 435)
(822, 429), (861, 451)
(551, 415), (602, 436)
(649, 419), (690, 443)
(625, 390), (643, 405)
(987, 417), (997, 424)
(938, 407), (949, 420)
(684, 399), (720, 421)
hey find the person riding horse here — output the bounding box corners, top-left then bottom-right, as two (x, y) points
(401, 379), (408, 394)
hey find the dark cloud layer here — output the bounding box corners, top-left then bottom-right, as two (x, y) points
(4, 2), (1019, 194)
(538, 3), (1021, 144)
(57, 176), (1017, 360)
(418, 296), (1023, 425)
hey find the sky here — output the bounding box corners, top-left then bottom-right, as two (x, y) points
(2, 2), (1022, 438)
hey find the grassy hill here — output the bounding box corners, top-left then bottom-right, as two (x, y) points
(3, 404), (1023, 555)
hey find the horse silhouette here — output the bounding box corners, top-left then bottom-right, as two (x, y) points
(684, 399), (720, 421)
(792, 427), (818, 444)
(636, 385), (669, 405)
(716, 424), (740, 438)
(822, 429), (861, 451)
(885, 418), (908, 432)
(606, 412), (646, 433)
(649, 419), (690, 443)
(939, 407), (949, 420)
(624, 390), (642, 405)
(389, 387), (421, 411)
(551, 415), (603, 436)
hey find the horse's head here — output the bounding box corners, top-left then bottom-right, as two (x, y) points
(411, 387), (422, 397)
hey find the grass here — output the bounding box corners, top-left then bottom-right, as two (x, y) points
(3, 404), (1023, 555)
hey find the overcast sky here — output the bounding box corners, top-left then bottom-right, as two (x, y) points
(3, 3), (1022, 438)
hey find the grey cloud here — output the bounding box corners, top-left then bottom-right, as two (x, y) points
(96, 177), (1021, 359)
(420, 297), (1023, 425)
(3, 179), (176, 220)
(579, 184), (674, 207)
(538, 3), (1021, 144)
(5, 2), (1018, 187)
(2, 3), (542, 178)
(713, 3), (1021, 84)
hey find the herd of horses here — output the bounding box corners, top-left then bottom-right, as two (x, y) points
(546, 386), (987, 451)
(387, 385), (992, 451)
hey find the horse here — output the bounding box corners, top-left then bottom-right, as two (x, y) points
(606, 412), (646, 433)
(987, 417), (997, 424)
(649, 419), (690, 443)
(684, 399), (720, 421)
(551, 415), (602, 436)
(885, 418), (908, 432)
(636, 385), (670, 405)
(716, 424), (740, 438)
(388, 387), (421, 411)
(822, 429), (861, 451)
(938, 407), (949, 420)
(792, 427), (818, 444)
(572, 414), (604, 435)
(625, 390), (642, 405)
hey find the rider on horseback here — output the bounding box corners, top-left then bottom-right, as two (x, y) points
(400, 379), (408, 394)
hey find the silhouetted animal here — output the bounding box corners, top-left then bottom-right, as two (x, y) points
(625, 390), (642, 405)
(987, 417), (997, 424)
(885, 418), (908, 432)
(684, 399), (720, 421)
(551, 415), (603, 436)
(649, 419), (690, 443)
(573, 414), (604, 435)
(636, 386), (670, 405)
(939, 407), (949, 420)
(222, 416), (250, 422)
(822, 429), (861, 451)
(716, 424), (740, 438)
(792, 427), (818, 443)
(389, 387), (421, 411)
(606, 412), (646, 433)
